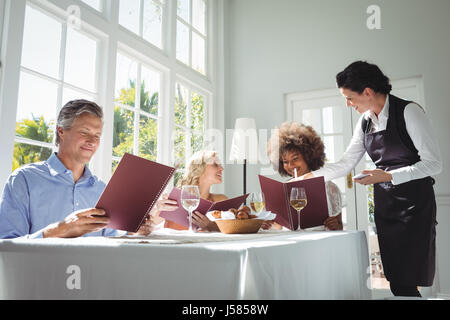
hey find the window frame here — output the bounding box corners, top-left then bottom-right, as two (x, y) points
(0, 0), (220, 189)
(0, 0), (5, 71)
(117, 0), (168, 52)
(175, 0), (208, 77)
(12, 1), (105, 165)
(112, 46), (165, 166)
(80, 0), (105, 13)
(173, 76), (211, 179)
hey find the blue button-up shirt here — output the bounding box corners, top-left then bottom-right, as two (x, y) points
(0, 153), (119, 239)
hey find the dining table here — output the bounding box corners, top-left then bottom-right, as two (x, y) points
(0, 228), (371, 300)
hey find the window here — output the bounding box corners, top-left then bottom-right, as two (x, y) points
(112, 52), (161, 172)
(0, 0), (4, 87)
(119, 0), (165, 49)
(176, 0), (207, 75)
(2, 0), (217, 186)
(13, 4), (99, 171)
(80, 0), (103, 12)
(173, 82), (206, 186)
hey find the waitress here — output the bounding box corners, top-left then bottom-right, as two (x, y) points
(303, 61), (442, 297)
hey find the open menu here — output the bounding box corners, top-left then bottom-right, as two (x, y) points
(159, 188), (249, 230)
(258, 175), (329, 230)
(96, 153), (176, 232)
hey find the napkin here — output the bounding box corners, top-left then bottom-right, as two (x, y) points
(206, 210), (276, 221)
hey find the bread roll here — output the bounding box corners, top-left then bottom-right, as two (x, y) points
(211, 210), (221, 219)
(236, 212), (249, 220)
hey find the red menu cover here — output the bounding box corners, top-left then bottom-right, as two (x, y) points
(258, 175), (329, 230)
(159, 188), (249, 230)
(96, 153), (176, 232)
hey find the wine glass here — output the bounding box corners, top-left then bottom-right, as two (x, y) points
(181, 185), (200, 233)
(250, 192), (265, 213)
(290, 187), (307, 231)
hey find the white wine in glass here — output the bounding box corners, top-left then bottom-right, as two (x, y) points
(290, 187), (307, 231)
(250, 192), (265, 213)
(290, 199), (307, 211)
(181, 185), (200, 232)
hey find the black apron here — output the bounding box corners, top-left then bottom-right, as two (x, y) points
(362, 94), (437, 286)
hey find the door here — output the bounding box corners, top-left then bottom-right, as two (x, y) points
(286, 88), (357, 230)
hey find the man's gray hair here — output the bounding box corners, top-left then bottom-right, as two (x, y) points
(56, 99), (103, 146)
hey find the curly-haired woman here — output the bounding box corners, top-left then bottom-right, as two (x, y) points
(153, 150), (227, 231)
(265, 122), (343, 230)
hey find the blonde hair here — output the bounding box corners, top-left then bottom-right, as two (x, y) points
(177, 150), (220, 187)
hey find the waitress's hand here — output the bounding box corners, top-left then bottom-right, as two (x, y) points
(354, 169), (392, 185)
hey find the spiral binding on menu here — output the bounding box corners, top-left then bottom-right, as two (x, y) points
(137, 164), (177, 231)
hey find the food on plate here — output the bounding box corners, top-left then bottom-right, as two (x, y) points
(239, 205), (251, 214)
(211, 210), (222, 219)
(236, 211), (249, 220)
(208, 206), (264, 221)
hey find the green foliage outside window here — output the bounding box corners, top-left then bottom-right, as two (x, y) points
(173, 84), (205, 186)
(12, 116), (54, 171)
(12, 80), (205, 188)
(368, 184), (375, 224)
(112, 79), (159, 172)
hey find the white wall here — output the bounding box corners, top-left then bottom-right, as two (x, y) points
(0, 0), (5, 97)
(0, 0), (4, 45)
(223, 0), (450, 295)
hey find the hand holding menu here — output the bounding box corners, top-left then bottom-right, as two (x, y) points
(96, 153), (176, 232)
(159, 188), (249, 230)
(258, 175), (329, 230)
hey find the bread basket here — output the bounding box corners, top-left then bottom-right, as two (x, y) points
(215, 218), (264, 234)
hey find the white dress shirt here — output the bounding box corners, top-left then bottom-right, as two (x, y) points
(313, 96), (442, 185)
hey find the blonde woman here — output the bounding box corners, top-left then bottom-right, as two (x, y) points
(154, 150), (227, 231)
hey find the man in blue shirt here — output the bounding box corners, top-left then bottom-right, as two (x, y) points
(0, 100), (176, 239)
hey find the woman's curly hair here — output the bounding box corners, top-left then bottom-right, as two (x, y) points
(267, 122), (325, 177)
(177, 150), (219, 188)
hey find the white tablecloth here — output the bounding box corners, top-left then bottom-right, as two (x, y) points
(0, 229), (371, 300)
